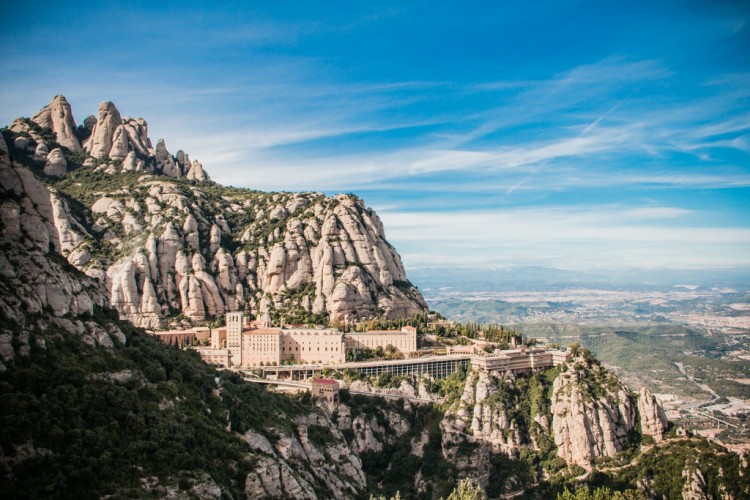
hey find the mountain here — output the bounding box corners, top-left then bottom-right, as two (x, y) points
(2, 96), (748, 499)
(2, 96), (427, 329)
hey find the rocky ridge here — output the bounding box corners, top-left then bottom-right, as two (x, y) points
(4, 96), (745, 500)
(2, 96), (427, 327)
(0, 134), (120, 373)
(436, 352), (671, 491)
(550, 352), (670, 467)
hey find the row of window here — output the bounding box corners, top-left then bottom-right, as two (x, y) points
(280, 346), (340, 352)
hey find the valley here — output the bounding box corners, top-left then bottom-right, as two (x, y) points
(1, 94), (748, 499)
(421, 275), (750, 453)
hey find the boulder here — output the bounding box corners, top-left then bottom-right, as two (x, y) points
(43, 148), (67, 177)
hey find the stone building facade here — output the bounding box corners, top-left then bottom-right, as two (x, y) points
(191, 312), (416, 368)
(311, 378), (340, 403)
(343, 326), (417, 354)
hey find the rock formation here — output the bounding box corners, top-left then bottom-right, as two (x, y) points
(85, 101), (122, 158)
(83, 183), (425, 327)
(31, 95), (81, 151)
(551, 354), (636, 467)
(682, 465), (710, 500)
(1, 96), (427, 328)
(436, 352), (673, 490)
(44, 148), (67, 177)
(637, 386), (668, 442)
(0, 147), (115, 373)
(242, 411), (366, 499)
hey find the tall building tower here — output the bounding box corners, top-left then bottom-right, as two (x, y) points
(226, 311), (243, 366)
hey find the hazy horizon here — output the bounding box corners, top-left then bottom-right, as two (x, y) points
(2, 0), (749, 271)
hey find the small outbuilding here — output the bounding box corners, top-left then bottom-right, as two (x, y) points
(311, 378), (340, 403)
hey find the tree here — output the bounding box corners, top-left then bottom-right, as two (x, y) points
(557, 486), (647, 500)
(444, 479), (486, 500)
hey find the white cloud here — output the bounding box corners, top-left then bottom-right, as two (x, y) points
(378, 206), (750, 269)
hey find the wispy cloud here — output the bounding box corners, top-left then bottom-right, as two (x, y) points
(378, 205), (750, 269)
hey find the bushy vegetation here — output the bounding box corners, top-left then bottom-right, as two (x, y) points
(349, 395), (458, 499)
(0, 317), (309, 498)
(557, 485), (646, 499)
(585, 438), (750, 499)
(266, 283), (329, 326)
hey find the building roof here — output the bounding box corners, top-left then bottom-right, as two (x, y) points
(353, 330), (406, 335)
(243, 327), (282, 335)
(312, 378), (339, 386)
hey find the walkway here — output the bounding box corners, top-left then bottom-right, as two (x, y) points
(242, 376), (436, 403)
(254, 354), (473, 381)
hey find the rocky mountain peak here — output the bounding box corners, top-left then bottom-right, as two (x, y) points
(1, 96), (425, 327)
(6, 95), (210, 182)
(85, 101), (123, 158)
(31, 95), (81, 152)
(549, 351), (669, 467)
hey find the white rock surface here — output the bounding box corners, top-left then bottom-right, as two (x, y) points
(44, 148), (67, 177)
(0, 152), (107, 350)
(551, 356), (636, 467)
(31, 95), (81, 151)
(5, 96), (426, 327)
(637, 386), (668, 442)
(186, 159), (209, 181)
(85, 101), (122, 158)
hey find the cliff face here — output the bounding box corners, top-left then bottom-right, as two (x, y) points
(436, 352), (671, 490)
(7, 95), (732, 500)
(242, 413), (366, 499)
(2, 96), (427, 327)
(0, 137), (117, 373)
(550, 355), (669, 468)
(550, 357), (636, 467)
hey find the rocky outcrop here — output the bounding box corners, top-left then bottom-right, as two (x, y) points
(0, 149), (114, 372)
(186, 159), (210, 181)
(10, 96), (207, 182)
(551, 355), (637, 467)
(682, 465), (710, 500)
(242, 410), (366, 499)
(44, 148), (67, 177)
(346, 378), (437, 402)
(637, 386), (668, 442)
(31, 95), (81, 151)
(441, 369), (524, 464)
(73, 181), (425, 327)
(85, 101), (122, 158)
(431, 356), (673, 494)
(3, 96), (426, 327)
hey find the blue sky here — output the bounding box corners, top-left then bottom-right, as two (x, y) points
(2, 0), (749, 271)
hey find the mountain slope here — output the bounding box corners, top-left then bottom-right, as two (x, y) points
(2, 97), (748, 500)
(2, 96), (427, 328)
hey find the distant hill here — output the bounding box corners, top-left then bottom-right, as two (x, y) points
(410, 266), (750, 293)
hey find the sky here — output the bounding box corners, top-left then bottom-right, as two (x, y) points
(2, 0), (749, 272)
